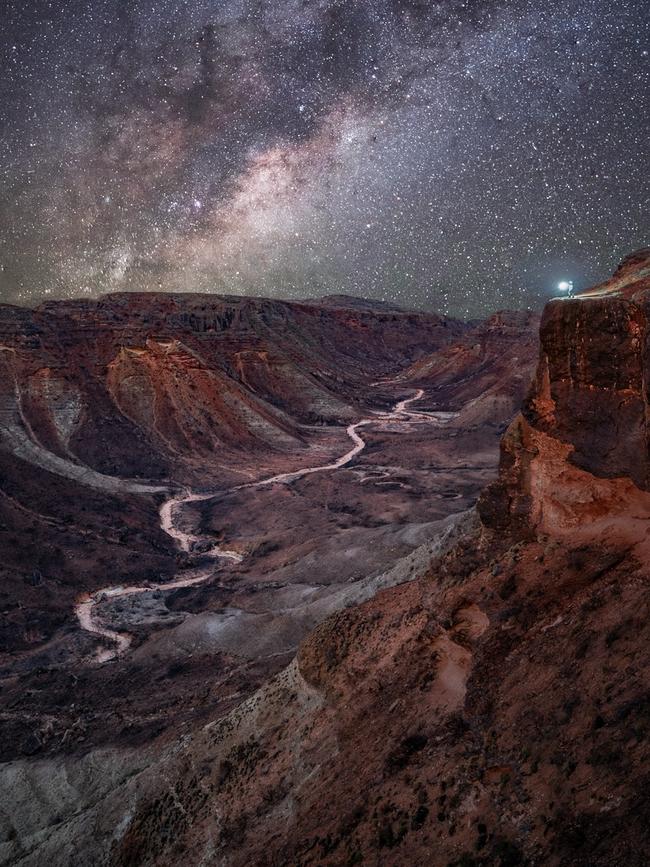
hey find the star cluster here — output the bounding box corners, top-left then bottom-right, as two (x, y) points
(1, 0), (648, 316)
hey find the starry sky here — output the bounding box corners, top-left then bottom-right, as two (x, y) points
(1, 0), (648, 317)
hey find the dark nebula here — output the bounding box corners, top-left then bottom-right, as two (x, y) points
(1, 0), (648, 315)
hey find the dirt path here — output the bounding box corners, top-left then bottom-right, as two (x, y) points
(74, 390), (453, 663)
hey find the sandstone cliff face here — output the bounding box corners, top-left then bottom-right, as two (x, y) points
(481, 250), (650, 532)
(525, 295), (648, 487)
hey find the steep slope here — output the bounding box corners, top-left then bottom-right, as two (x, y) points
(2, 256), (644, 867)
(520, 257), (650, 490)
(577, 247), (650, 299)
(106, 339), (302, 458)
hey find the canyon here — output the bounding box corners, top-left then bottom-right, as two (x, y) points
(73, 389), (448, 665)
(1, 255), (648, 866)
(0, 292), (537, 768)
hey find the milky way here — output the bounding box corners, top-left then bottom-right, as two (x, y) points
(1, 0), (648, 316)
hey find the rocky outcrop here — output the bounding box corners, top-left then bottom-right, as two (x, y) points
(525, 293), (648, 487)
(106, 339), (302, 457)
(578, 247), (650, 299)
(481, 250), (650, 535)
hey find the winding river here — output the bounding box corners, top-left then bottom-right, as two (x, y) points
(75, 389), (450, 663)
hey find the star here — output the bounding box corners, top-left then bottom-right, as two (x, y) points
(0, 1), (647, 317)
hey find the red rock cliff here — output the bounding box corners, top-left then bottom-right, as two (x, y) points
(481, 250), (650, 535)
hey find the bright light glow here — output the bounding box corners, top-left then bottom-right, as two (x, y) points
(558, 281), (570, 291)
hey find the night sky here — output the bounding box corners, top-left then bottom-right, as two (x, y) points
(1, 1), (648, 317)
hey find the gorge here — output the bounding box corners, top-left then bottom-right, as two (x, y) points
(1, 255), (649, 865)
